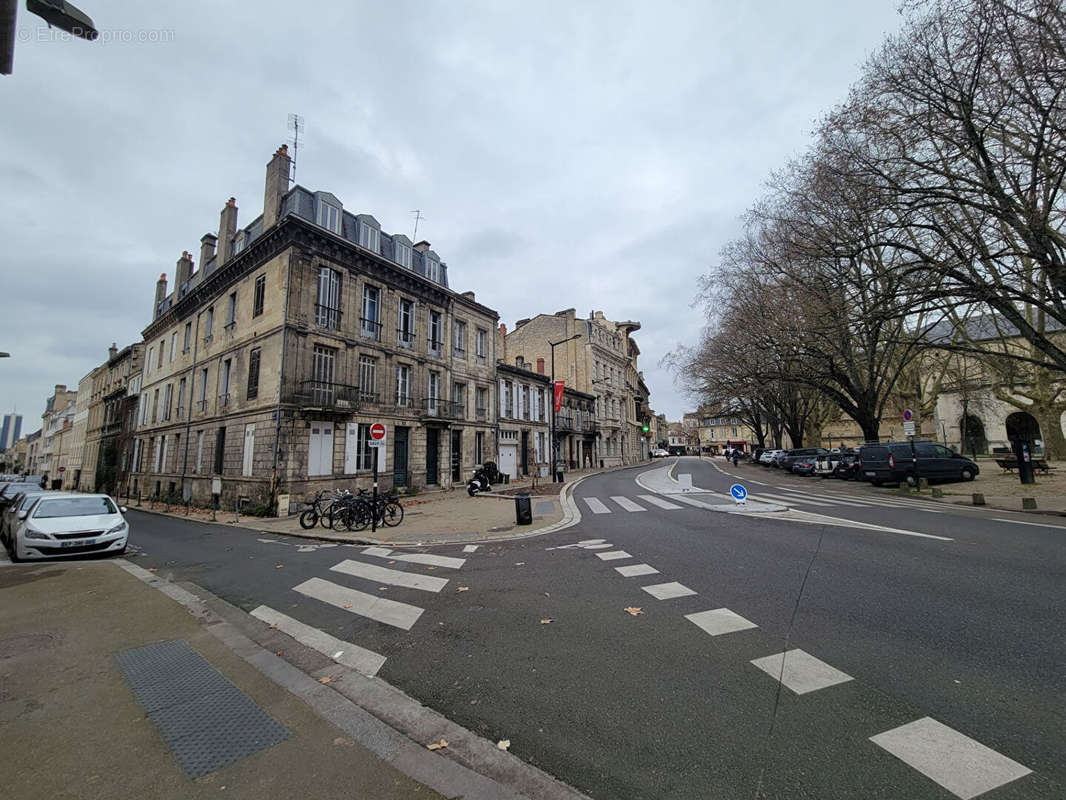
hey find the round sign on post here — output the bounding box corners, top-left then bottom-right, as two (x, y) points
(902, 409), (913, 421)
(370, 423), (386, 441)
(729, 483), (747, 505)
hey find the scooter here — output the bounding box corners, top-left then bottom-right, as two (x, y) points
(467, 467), (492, 496)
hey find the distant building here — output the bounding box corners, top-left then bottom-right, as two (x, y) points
(0, 413), (22, 451)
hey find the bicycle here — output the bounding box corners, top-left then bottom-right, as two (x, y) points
(299, 489), (347, 529)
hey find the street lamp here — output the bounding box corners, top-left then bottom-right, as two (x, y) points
(549, 333), (580, 483)
(0, 352), (9, 357)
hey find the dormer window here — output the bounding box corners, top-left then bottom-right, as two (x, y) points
(394, 241), (412, 269)
(233, 233), (246, 254)
(426, 255), (440, 282)
(315, 195), (341, 234)
(358, 221), (380, 253)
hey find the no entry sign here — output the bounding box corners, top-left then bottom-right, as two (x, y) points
(369, 423), (386, 447)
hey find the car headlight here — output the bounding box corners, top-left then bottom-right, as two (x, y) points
(24, 527), (50, 540)
(106, 521), (128, 535)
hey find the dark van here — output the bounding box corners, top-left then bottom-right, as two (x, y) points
(858, 441), (980, 486)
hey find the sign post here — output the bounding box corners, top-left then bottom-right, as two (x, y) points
(368, 423), (386, 531)
(902, 410), (920, 488)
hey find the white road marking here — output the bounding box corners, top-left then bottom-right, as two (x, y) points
(462, 545), (479, 552)
(362, 546), (393, 557)
(596, 550), (632, 561)
(250, 605), (386, 677)
(991, 517), (1066, 530)
(749, 649), (853, 694)
(583, 497), (612, 514)
(257, 538), (288, 545)
(642, 581), (697, 600)
(367, 552), (466, 569)
(611, 496), (646, 512)
(578, 539), (607, 545)
(582, 543), (614, 549)
(773, 510), (954, 540)
(686, 608), (758, 636)
(615, 563), (660, 577)
(637, 494), (683, 510)
(870, 717), (1031, 799)
(294, 577), (424, 630)
(330, 559), (449, 592)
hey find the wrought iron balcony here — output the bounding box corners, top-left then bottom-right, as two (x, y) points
(396, 329), (415, 349)
(360, 317), (382, 341)
(475, 407), (488, 421)
(314, 304), (341, 330)
(420, 398), (463, 420)
(427, 338), (443, 358)
(286, 381), (362, 410)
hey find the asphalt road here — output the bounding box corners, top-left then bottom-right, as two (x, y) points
(120, 458), (1065, 799)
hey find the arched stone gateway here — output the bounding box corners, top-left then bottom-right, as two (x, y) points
(1005, 411), (1041, 443)
(959, 414), (987, 457)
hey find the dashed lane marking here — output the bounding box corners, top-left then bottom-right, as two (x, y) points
(641, 581), (697, 600)
(462, 545), (479, 552)
(251, 605), (386, 677)
(685, 608), (758, 636)
(294, 577), (424, 630)
(362, 546), (393, 557)
(330, 559), (449, 592)
(367, 552), (467, 569)
(749, 649), (853, 695)
(870, 717), (1031, 799)
(991, 517), (1066, 530)
(596, 550), (632, 561)
(583, 497), (612, 514)
(615, 564), (660, 577)
(610, 496), (646, 512)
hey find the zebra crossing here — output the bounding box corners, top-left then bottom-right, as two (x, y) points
(251, 546), (470, 678)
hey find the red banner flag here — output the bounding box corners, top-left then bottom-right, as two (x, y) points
(553, 381), (564, 413)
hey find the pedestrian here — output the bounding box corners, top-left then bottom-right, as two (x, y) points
(732, 449), (739, 467)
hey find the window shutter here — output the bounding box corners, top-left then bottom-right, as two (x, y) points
(499, 380), (506, 415)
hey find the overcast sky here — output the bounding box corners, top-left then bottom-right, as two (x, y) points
(0, 1), (906, 430)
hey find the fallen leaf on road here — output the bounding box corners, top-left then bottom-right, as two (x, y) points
(378, 586), (387, 591)
(624, 607), (644, 616)
(540, 618), (553, 624)
(275, 564), (284, 569)
(497, 739), (511, 751)
(515, 562), (525, 566)
(543, 592), (550, 597)
(458, 586), (469, 592)
(427, 566), (436, 570)
(147, 568), (157, 572)
(343, 604), (352, 609)
(426, 739), (448, 750)
(318, 675), (334, 684)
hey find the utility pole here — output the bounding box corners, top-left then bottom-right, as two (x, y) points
(549, 333), (580, 482)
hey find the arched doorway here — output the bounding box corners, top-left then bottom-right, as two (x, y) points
(1005, 411), (1041, 443)
(958, 414), (987, 457)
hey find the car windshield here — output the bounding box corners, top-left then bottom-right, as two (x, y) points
(18, 493), (45, 510)
(33, 497), (118, 519)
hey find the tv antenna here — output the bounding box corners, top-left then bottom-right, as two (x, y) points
(287, 113), (305, 185)
(411, 210), (424, 241)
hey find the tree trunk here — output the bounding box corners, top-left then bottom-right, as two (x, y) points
(1033, 406), (1066, 460)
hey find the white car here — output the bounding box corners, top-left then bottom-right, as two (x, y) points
(8, 493), (129, 561)
(759, 450), (782, 464)
(651, 449), (670, 458)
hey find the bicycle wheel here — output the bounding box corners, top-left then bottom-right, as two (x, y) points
(299, 509), (318, 529)
(320, 502), (336, 528)
(381, 501), (404, 527)
(345, 501), (371, 532)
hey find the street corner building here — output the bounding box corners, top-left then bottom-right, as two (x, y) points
(127, 145), (499, 511)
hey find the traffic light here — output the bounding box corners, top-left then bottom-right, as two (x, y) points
(641, 424), (649, 433)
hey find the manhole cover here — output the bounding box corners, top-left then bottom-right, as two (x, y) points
(0, 632), (58, 659)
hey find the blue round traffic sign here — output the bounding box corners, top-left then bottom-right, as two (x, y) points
(903, 409), (913, 421)
(730, 484), (747, 501)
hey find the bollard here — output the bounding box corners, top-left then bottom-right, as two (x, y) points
(514, 493), (533, 525)
(1022, 497), (1037, 510)
(931, 487), (943, 498)
(972, 492), (985, 506)
(234, 500), (240, 523)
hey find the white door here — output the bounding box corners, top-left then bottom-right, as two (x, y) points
(499, 444), (517, 478)
(308, 422), (333, 476)
(344, 423), (359, 474)
(242, 423), (255, 476)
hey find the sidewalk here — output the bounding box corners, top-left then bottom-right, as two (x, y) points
(0, 559), (446, 800)
(126, 464), (640, 545)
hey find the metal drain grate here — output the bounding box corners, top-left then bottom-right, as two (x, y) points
(116, 640), (290, 777)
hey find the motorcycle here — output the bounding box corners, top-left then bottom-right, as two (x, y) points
(467, 467), (492, 496)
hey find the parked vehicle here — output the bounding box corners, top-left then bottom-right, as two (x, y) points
(1, 489), (50, 546)
(813, 453), (843, 477)
(791, 456), (818, 476)
(467, 466), (493, 496)
(759, 450), (781, 465)
(770, 451), (789, 468)
(858, 441), (980, 486)
(834, 453), (862, 480)
(651, 448), (670, 458)
(781, 448), (829, 472)
(7, 493), (129, 562)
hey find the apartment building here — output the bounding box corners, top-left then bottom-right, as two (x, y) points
(79, 342), (145, 493)
(129, 145), (497, 509)
(496, 359), (551, 479)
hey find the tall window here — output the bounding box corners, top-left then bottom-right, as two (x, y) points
(152, 388), (159, 423)
(452, 382), (466, 416)
(503, 380), (514, 417)
(214, 427), (226, 474)
(146, 347), (153, 376)
(316, 199), (340, 233)
(358, 355), (377, 402)
(521, 386), (530, 420)
(475, 431), (484, 464)
(361, 285), (380, 340)
(315, 267), (340, 329)
(355, 423), (374, 470)
(428, 311), (443, 356)
(220, 359), (232, 405)
(170, 332), (178, 361)
(163, 383), (173, 421)
(537, 388), (545, 420)
(198, 368), (208, 409)
(358, 221), (380, 253)
(428, 371), (441, 414)
(195, 430), (204, 473)
(140, 392), (149, 425)
(253, 274), (265, 317)
(476, 329), (487, 364)
(454, 320), (466, 356)
(204, 307), (214, 340)
(426, 255), (440, 282)
(397, 298), (415, 348)
(246, 348), (261, 400)
(395, 241), (412, 268)
(312, 345), (336, 404)
(396, 364), (411, 407)
(183, 322), (192, 353)
(476, 387), (488, 419)
(158, 340), (165, 368)
(225, 291), (237, 327)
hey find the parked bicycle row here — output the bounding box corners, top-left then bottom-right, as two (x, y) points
(299, 488), (404, 532)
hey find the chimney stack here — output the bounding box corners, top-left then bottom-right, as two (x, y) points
(55, 384), (66, 396)
(536, 358), (545, 374)
(200, 233), (217, 273)
(499, 323), (507, 337)
(413, 240), (431, 253)
(108, 342), (118, 360)
(217, 198), (238, 265)
(154, 272), (168, 319)
(263, 144), (291, 229)
(175, 250), (194, 290)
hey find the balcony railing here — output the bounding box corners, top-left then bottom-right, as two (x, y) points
(556, 413), (596, 433)
(357, 389), (379, 404)
(475, 407), (488, 421)
(396, 394), (414, 409)
(218, 393), (230, 407)
(420, 398), (463, 420)
(397, 329), (415, 349)
(314, 304), (341, 330)
(286, 381), (362, 409)
(427, 338), (443, 358)
(360, 317), (382, 341)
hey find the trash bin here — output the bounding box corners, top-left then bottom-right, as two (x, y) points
(514, 493), (532, 525)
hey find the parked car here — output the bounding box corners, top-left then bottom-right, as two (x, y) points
(1, 489), (50, 546)
(759, 449), (781, 465)
(833, 453), (862, 480)
(858, 441), (979, 486)
(781, 448), (830, 473)
(791, 456), (818, 476)
(7, 493), (129, 562)
(813, 452), (843, 477)
(0, 479), (43, 511)
(769, 450), (789, 468)
(651, 449), (670, 458)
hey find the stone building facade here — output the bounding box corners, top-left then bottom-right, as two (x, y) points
(80, 342), (145, 494)
(39, 385), (76, 487)
(495, 360), (551, 479)
(128, 145), (498, 510)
